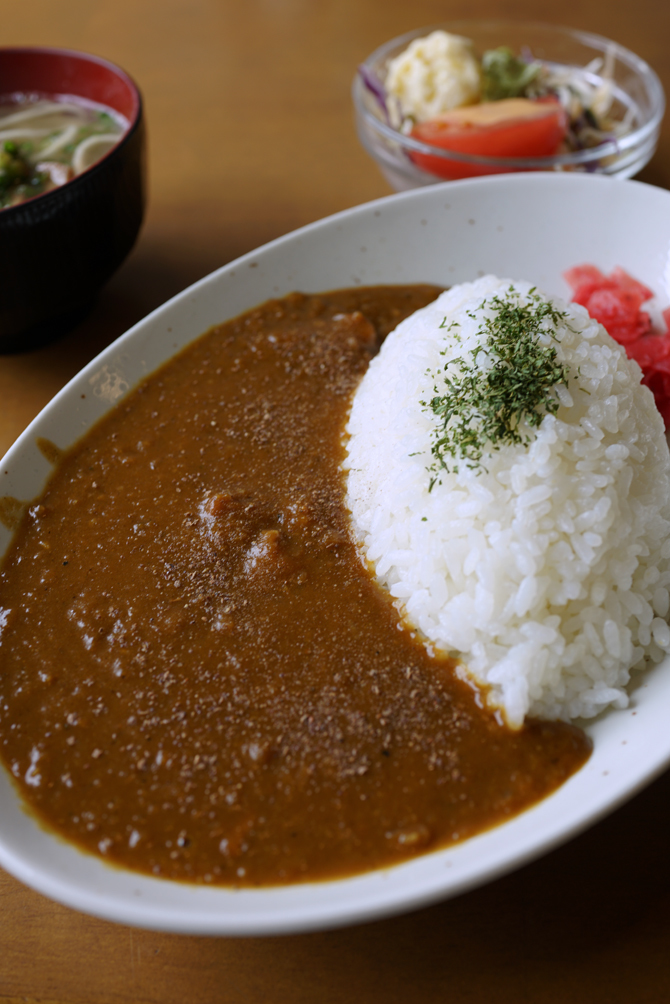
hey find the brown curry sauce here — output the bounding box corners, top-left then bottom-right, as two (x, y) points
(0, 286), (590, 885)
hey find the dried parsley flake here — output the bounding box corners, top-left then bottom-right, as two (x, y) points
(423, 287), (572, 484)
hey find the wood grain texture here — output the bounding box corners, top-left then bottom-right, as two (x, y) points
(2, 767), (670, 1002)
(1, 0), (670, 1001)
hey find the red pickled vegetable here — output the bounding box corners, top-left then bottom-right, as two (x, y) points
(564, 264), (670, 425)
(580, 287), (652, 343)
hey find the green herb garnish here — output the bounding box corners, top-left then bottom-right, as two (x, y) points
(0, 141), (29, 189)
(423, 288), (571, 484)
(0, 140), (38, 207)
(481, 47), (541, 101)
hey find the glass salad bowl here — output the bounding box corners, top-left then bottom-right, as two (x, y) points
(353, 22), (665, 191)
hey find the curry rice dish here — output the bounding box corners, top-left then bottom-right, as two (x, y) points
(345, 276), (670, 727)
(0, 285), (589, 886)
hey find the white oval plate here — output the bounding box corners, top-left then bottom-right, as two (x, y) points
(2, 173), (670, 935)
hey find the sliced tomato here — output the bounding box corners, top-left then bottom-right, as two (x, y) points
(410, 98), (568, 180)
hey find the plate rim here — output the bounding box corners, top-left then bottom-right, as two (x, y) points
(2, 172), (670, 935)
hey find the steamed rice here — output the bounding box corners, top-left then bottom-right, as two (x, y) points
(344, 276), (670, 726)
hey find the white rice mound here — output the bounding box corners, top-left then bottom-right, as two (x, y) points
(344, 276), (670, 727)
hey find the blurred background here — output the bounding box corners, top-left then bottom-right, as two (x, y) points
(2, 1), (670, 1002)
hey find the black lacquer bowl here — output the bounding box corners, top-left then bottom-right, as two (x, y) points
(0, 47), (145, 352)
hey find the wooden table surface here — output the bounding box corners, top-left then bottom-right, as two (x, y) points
(2, 1), (670, 1002)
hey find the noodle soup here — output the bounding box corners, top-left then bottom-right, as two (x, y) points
(0, 95), (128, 209)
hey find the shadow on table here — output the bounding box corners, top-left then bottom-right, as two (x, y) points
(7, 198), (305, 385)
(3, 765), (669, 1004)
(236, 765), (670, 1002)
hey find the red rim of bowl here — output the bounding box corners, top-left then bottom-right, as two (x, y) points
(0, 45), (142, 213)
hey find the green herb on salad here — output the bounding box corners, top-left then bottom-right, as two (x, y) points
(481, 47), (542, 101)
